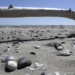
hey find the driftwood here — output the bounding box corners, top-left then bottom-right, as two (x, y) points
(0, 4), (75, 20)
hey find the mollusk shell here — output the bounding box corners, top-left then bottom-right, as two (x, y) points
(2, 56), (15, 62)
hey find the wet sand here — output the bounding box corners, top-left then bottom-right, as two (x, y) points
(0, 25), (75, 75)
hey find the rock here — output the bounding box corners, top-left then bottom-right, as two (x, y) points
(2, 56), (15, 62)
(41, 72), (45, 75)
(61, 42), (65, 44)
(30, 52), (36, 55)
(5, 61), (17, 71)
(55, 36), (59, 38)
(18, 57), (32, 69)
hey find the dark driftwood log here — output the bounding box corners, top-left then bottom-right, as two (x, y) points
(0, 5), (75, 20)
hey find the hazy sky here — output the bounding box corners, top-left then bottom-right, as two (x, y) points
(0, 0), (75, 25)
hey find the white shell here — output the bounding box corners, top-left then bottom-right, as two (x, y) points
(60, 50), (72, 56)
(35, 62), (43, 67)
(57, 46), (63, 50)
(6, 61), (17, 71)
(2, 56), (15, 62)
(4, 48), (11, 52)
(34, 45), (40, 49)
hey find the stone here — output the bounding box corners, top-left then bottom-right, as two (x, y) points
(30, 52), (36, 55)
(41, 72), (45, 75)
(18, 57), (32, 69)
(5, 61), (17, 71)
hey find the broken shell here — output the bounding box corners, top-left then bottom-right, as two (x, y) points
(35, 63), (43, 67)
(34, 45), (40, 49)
(57, 46), (64, 50)
(15, 48), (19, 50)
(5, 61), (17, 71)
(8, 46), (11, 48)
(2, 55), (15, 62)
(59, 50), (72, 56)
(4, 48), (11, 52)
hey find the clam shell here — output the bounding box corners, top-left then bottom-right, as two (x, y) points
(2, 56), (15, 62)
(60, 50), (72, 56)
(5, 61), (17, 71)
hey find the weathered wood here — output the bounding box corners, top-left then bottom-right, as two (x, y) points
(0, 5), (75, 20)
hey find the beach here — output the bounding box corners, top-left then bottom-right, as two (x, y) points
(0, 25), (75, 75)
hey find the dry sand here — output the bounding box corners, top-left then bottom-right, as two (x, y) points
(0, 25), (75, 75)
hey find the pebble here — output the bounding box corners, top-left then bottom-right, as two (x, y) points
(5, 61), (17, 71)
(18, 57), (32, 69)
(41, 72), (45, 75)
(30, 52), (36, 55)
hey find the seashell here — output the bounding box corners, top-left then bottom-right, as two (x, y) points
(59, 50), (72, 56)
(4, 48), (11, 52)
(25, 72), (32, 75)
(34, 45), (40, 49)
(18, 57), (32, 69)
(35, 62), (43, 67)
(57, 46), (64, 50)
(5, 61), (17, 71)
(29, 67), (35, 70)
(2, 55), (15, 62)
(15, 48), (19, 50)
(54, 43), (64, 50)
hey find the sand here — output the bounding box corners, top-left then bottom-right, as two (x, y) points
(0, 25), (75, 75)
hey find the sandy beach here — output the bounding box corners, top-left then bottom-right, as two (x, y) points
(0, 25), (75, 75)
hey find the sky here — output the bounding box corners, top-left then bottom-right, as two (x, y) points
(0, 0), (75, 25)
